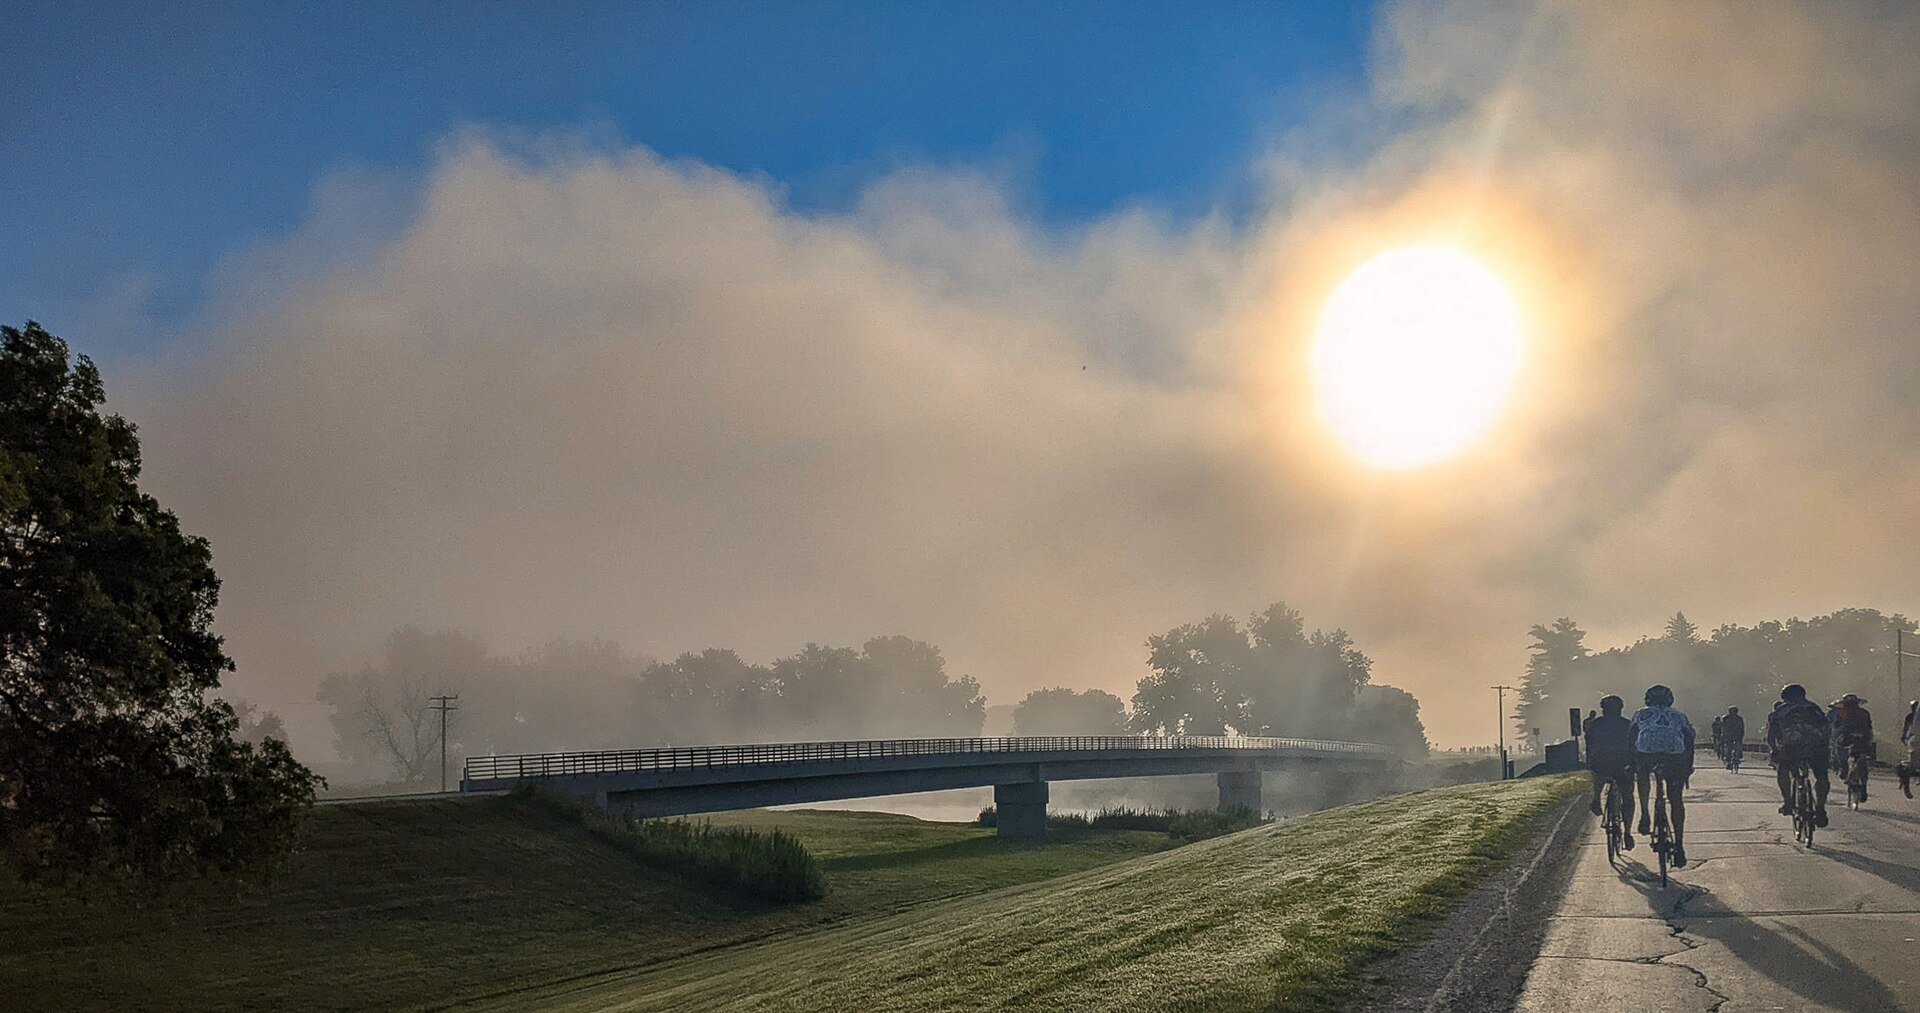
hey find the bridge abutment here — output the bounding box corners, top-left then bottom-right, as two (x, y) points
(994, 780), (1049, 838)
(1217, 770), (1262, 812)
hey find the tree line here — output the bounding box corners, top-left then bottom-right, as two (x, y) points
(318, 629), (990, 783)
(1515, 608), (1916, 750)
(320, 602), (1430, 785)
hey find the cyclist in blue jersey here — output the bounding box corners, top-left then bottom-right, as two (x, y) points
(1631, 684), (1694, 867)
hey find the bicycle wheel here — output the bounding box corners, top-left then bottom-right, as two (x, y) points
(1604, 787), (1621, 864)
(1797, 771), (1817, 848)
(1653, 775), (1670, 887)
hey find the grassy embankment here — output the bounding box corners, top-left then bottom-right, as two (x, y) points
(1, 775), (1581, 1012)
(0, 797), (1165, 1012)
(503, 774), (1584, 1013)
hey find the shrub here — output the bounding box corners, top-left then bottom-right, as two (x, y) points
(511, 786), (827, 902)
(1166, 805), (1264, 842)
(976, 805), (997, 827)
(1089, 806), (1175, 832)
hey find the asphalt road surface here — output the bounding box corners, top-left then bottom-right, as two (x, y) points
(1516, 764), (1920, 1012)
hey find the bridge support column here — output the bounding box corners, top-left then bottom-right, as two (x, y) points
(1218, 770), (1262, 813)
(994, 781), (1049, 839)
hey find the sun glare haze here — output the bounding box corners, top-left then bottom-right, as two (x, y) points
(1311, 245), (1525, 470)
(8, 2), (1920, 1010)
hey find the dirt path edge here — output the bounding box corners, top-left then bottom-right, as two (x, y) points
(1355, 791), (1590, 1012)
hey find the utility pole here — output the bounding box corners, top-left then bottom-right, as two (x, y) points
(1491, 685), (1518, 780)
(1897, 628), (1920, 706)
(429, 694), (459, 793)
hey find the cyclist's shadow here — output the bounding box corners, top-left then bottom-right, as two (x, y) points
(1619, 859), (1905, 1011)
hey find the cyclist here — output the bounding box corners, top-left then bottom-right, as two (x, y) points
(1586, 695), (1636, 849)
(1711, 715), (1725, 762)
(1630, 684), (1694, 867)
(1721, 706), (1745, 768)
(1830, 693), (1874, 802)
(1767, 683), (1830, 826)
(1900, 700), (1920, 799)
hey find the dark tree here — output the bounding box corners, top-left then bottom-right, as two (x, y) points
(1012, 687), (1130, 736)
(317, 627), (487, 782)
(1132, 603), (1417, 749)
(1514, 618), (1588, 751)
(0, 322), (319, 887)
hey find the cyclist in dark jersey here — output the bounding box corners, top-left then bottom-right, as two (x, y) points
(1586, 694), (1636, 849)
(1720, 707), (1745, 761)
(1768, 683), (1830, 826)
(1830, 694), (1874, 802)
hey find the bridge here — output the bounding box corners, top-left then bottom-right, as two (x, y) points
(460, 735), (1398, 837)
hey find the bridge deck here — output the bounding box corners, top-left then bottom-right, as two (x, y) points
(462, 734), (1394, 789)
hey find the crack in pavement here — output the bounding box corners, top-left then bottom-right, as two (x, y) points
(1650, 882), (1733, 1011)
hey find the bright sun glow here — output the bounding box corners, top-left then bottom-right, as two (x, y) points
(1311, 245), (1525, 469)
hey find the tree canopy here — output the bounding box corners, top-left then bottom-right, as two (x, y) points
(1514, 607), (1916, 748)
(1012, 687), (1129, 736)
(319, 629), (988, 782)
(1129, 602), (1426, 754)
(0, 321), (319, 887)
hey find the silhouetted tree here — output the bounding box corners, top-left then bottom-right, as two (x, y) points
(1132, 613), (1250, 735)
(1131, 603), (1420, 750)
(318, 627), (487, 782)
(1515, 618), (1589, 751)
(1013, 687), (1130, 736)
(857, 636), (986, 737)
(1517, 608), (1917, 747)
(1350, 684), (1431, 758)
(0, 321), (319, 887)
(639, 648), (775, 745)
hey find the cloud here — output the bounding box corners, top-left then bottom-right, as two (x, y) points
(115, 0), (1920, 752)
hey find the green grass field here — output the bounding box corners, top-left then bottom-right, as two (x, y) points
(0, 798), (1164, 1011)
(495, 775), (1584, 1013)
(0, 776), (1580, 1012)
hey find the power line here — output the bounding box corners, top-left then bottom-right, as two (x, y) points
(429, 694), (459, 793)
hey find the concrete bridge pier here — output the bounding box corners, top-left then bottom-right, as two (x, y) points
(994, 780), (1049, 838)
(1217, 770), (1262, 812)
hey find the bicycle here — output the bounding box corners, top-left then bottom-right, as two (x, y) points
(1602, 774), (1627, 865)
(1841, 745), (1871, 809)
(1647, 759), (1674, 887)
(1725, 739), (1743, 772)
(1789, 758), (1817, 848)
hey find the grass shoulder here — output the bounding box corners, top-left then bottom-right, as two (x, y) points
(511, 774), (1586, 1013)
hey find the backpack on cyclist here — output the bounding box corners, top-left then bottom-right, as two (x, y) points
(1775, 700), (1828, 749)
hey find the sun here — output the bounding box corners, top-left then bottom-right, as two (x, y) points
(1310, 245), (1525, 470)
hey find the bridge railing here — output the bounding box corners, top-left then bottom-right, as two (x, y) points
(462, 734), (1394, 783)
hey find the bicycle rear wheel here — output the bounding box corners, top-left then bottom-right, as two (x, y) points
(1653, 775), (1670, 887)
(1604, 787), (1621, 864)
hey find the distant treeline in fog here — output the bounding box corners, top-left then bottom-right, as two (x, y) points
(311, 602), (1428, 786)
(1515, 608), (1915, 750)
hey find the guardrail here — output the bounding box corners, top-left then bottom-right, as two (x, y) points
(463, 734), (1395, 783)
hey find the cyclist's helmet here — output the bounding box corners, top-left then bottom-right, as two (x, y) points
(1599, 694), (1624, 714)
(1644, 684), (1674, 707)
(1781, 683), (1807, 701)
(1840, 693), (1864, 705)
(1727, 706), (1739, 716)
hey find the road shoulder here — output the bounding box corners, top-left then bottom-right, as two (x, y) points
(1357, 788), (1590, 1011)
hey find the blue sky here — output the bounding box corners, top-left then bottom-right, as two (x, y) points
(3, 2), (1375, 356)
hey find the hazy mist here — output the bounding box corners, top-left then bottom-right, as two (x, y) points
(100, 0), (1920, 756)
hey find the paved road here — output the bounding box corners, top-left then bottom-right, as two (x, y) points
(1516, 764), (1920, 1012)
